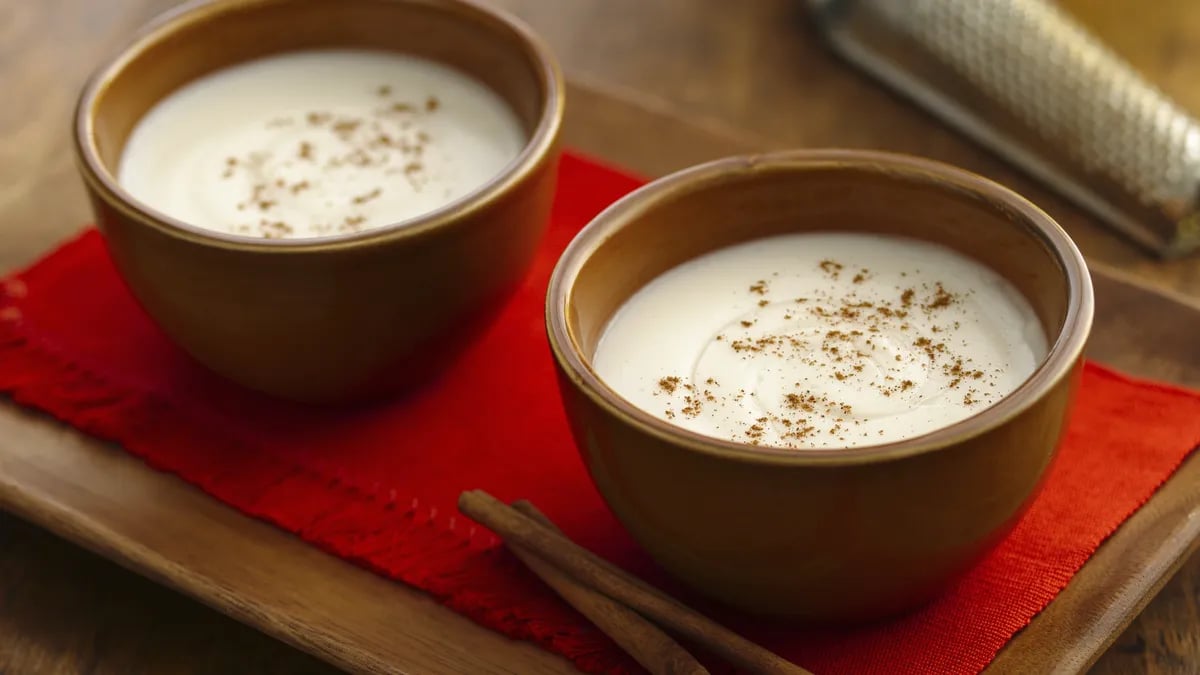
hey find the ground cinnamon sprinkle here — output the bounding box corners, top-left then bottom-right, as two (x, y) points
(925, 283), (955, 310)
(218, 83), (445, 239)
(259, 220), (293, 239)
(332, 118), (362, 137)
(649, 257), (998, 448)
(745, 424), (765, 444)
(658, 376), (681, 394)
(914, 336), (935, 359)
(351, 188), (382, 205)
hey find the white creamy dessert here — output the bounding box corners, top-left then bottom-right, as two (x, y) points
(593, 233), (1047, 449)
(118, 49), (526, 239)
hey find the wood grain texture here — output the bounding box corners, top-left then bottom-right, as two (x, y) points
(0, 512), (333, 675)
(1, 0), (1198, 673)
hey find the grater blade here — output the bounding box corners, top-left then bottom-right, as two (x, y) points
(809, 0), (1200, 257)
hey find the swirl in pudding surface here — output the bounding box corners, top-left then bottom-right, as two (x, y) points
(118, 50), (526, 239)
(592, 233), (1047, 450)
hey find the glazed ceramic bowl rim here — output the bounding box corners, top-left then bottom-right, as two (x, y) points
(73, 0), (564, 254)
(546, 149), (1095, 467)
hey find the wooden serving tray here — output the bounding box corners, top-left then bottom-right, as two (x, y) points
(2, 81), (1199, 675)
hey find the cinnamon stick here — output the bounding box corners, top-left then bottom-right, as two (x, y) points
(509, 500), (708, 675)
(458, 490), (812, 675)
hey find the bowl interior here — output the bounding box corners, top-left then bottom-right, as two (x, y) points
(85, 0), (550, 180)
(558, 153), (1090, 456)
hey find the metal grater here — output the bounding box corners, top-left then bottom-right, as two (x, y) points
(808, 0), (1200, 257)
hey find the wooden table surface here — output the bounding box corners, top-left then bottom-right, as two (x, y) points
(2, 0), (1198, 673)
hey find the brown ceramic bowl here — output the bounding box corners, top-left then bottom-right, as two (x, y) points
(547, 150), (1094, 621)
(74, 0), (562, 403)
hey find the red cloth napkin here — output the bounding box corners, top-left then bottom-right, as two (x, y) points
(3, 152), (1200, 674)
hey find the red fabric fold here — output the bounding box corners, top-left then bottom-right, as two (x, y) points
(2, 152), (1199, 674)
